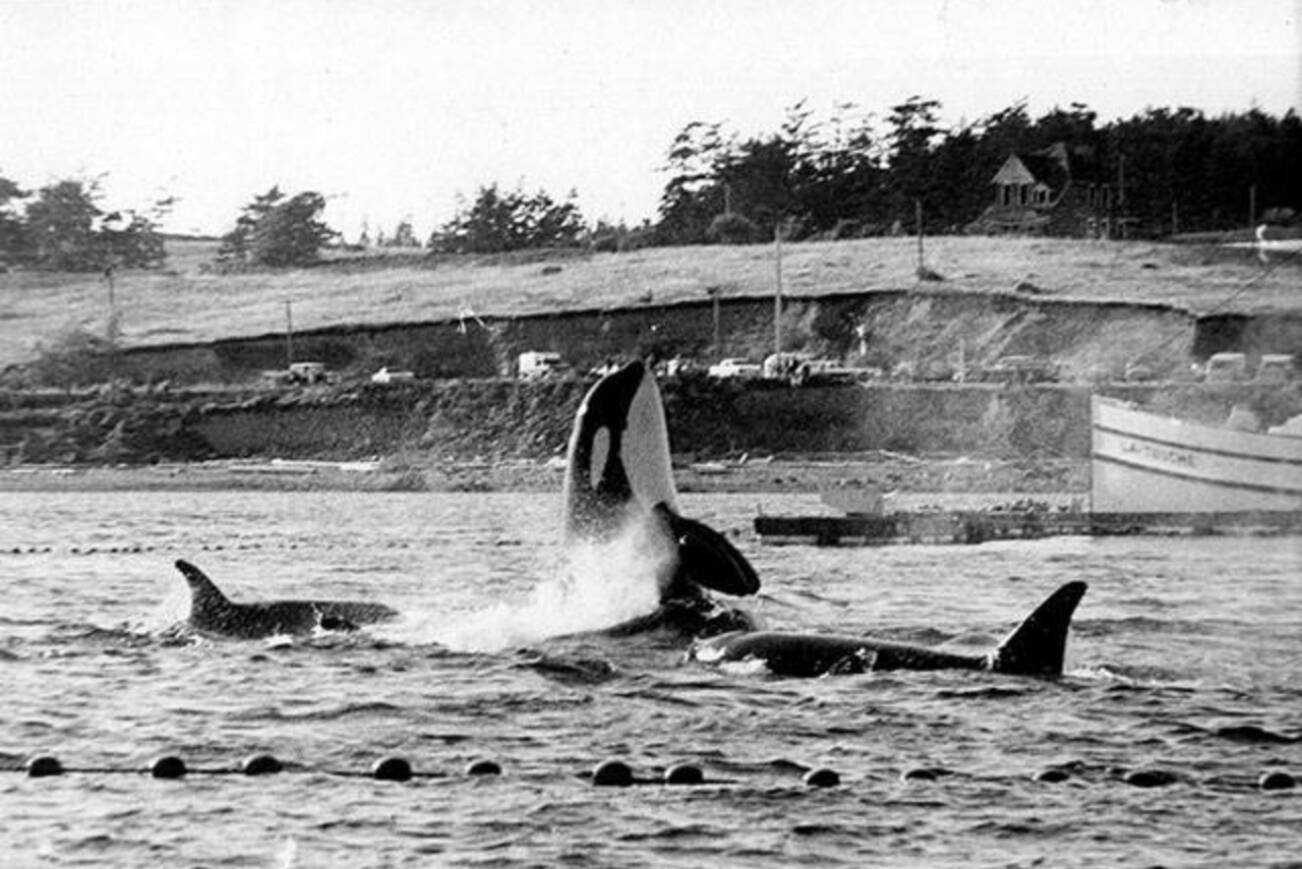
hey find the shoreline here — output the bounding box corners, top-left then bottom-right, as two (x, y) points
(0, 455), (1089, 496)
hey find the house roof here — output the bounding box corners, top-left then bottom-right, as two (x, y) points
(990, 142), (1102, 190)
(993, 152), (1068, 190)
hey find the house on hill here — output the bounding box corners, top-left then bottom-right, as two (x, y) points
(968, 142), (1127, 238)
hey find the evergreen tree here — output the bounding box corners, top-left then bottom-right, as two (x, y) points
(650, 100), (1301, 242)
(656, 121), (731, 245)
(10, 178), (167, 271)
(883, 96), (944, 229)
(24, 180), (103, 270)
(217, 186), (284, 262)
(218, 187), (336, 267)
(427, 184), (586, 253)
(387, 219), (419, 248)
(98, 210), (166, 268)
(0, 172), (28, 263)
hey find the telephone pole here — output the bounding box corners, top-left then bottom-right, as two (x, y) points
(774, 223), (784, 355)
(284, 300), (295, 368)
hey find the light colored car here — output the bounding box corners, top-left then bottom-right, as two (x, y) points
(1203, 352), (1248, 382)
(979, 355), (1059, 384)
(1255, 354), (1295, 384)
(707, 358), (763, 379)
(518, 351), (569, 381)
(370, 366), (415, 385)
(764, 352), (862, 386)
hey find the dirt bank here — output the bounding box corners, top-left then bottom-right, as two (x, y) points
(4, 376), (1298, 487)
(106, 287), (1294, 387)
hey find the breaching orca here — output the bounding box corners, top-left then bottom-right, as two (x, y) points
(690, 581), (1086, 678)
(561, 360), (760, 638)
(174, 559), (399, 639)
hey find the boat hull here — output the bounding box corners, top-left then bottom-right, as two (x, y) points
(1091, 395), (1302, 513)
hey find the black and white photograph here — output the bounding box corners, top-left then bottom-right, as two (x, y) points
(1, 0), (1299, 865)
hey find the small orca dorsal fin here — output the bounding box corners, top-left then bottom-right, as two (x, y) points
(655, 503), (760, 597)
(988, 581), (1087, 677)
(174, 559), (232, 616)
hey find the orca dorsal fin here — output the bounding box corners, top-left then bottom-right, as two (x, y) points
(988, 581), (1087, 677)
(174, 559), (232, 617)
(655, 503), (760, 597)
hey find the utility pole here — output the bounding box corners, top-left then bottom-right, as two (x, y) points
(104, 266), (118, 341)
(284, 300), (295, 368)
(915, 200), (925, 276)
(1116, 153), (1127, 239)
(707, 287), (721, 356)
(774, 222), (784, 356)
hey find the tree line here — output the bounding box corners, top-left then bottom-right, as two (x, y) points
(0, 176), (168, 272)
(404, 99), (1299, 254)
(3, 98), (1297, 272)
(656, 98), (1301, 243)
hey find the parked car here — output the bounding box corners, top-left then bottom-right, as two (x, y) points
(287, 361), (329, 385)
(978, 355), (1059, 384)
(658, 356), (699, 378)
(1202, 352), (1248, 383)
(1255, 354), (1296, 384)
(762, 352), (812, 381)
(518, 351), (569, 381)
(707, 358), (763, 380)
(763, 352), (863, 386)
(370, 366), (415, 385)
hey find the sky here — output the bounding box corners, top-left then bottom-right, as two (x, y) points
(1, 0), (1298, 241)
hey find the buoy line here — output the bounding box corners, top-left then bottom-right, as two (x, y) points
(8, 753), (1295, 791)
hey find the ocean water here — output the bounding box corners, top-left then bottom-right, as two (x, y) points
(1, 489), (1299, 867)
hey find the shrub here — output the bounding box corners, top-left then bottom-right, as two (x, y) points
(706, 212), (758, 245)
(28, 327), (120, 389)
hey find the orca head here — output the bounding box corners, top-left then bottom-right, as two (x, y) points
(560, 361), (759, 602)
(562, 360), (676, 541)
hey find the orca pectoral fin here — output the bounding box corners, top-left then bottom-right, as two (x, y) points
(656, 504), (760, 597)
(989, 581), (1087, 677)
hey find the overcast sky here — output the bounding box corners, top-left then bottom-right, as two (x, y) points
(1, 0), (1297, 240)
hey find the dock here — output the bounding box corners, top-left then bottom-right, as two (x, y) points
(753, 509), (1302, 546)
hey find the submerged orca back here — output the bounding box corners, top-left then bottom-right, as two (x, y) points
(988, 581), (1087, 677)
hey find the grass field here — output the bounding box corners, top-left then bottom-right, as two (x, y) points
(1, 235), (1298, 368)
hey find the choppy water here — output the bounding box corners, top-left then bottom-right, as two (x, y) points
(1, 490), (1300, 867)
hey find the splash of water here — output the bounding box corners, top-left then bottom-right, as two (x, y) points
(382, 512), (675, 652)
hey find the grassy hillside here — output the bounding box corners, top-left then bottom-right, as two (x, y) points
(1, 235), (1297, 368)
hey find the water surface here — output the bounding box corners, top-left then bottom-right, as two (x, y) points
(2, 491), (1299, 867)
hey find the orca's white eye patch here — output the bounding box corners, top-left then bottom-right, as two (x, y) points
(589, 426), (611, 490)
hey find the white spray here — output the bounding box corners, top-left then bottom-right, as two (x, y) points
(380, 506), (677, 652)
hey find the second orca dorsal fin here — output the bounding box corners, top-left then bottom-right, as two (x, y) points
(174, 559), (233, 618)
(655, 503), (760, 597)
(988, 581), (1087, 677)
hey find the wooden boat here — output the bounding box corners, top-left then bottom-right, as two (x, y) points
(1090, 395), (1302, 513)
(755, 396), (1302, 547)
